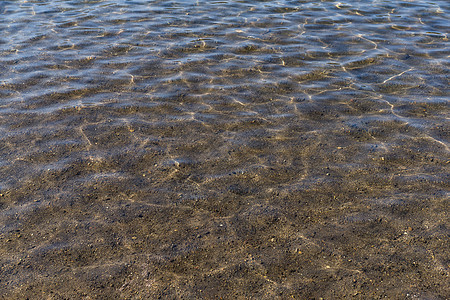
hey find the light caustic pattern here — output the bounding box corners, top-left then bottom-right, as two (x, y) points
(0, 0), (448, 298)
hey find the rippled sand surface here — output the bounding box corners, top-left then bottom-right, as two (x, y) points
(0, 0), (449, 298)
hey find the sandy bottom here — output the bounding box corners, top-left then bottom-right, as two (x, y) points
(0, 102), (448, 299)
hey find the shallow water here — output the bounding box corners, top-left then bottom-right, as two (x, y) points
(0, 0), (449, 298)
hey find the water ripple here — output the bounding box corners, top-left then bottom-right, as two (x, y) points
(0, 0), (448, 298)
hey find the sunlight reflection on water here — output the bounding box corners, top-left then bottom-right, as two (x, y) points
(0, 0), (448, 298)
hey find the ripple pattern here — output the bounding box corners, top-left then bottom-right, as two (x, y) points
(0, 0), (449, 298)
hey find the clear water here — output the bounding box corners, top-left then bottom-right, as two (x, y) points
(0, 0), (448, 298)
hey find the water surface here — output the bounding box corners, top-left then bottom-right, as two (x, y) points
(0, 0), (449, 298)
